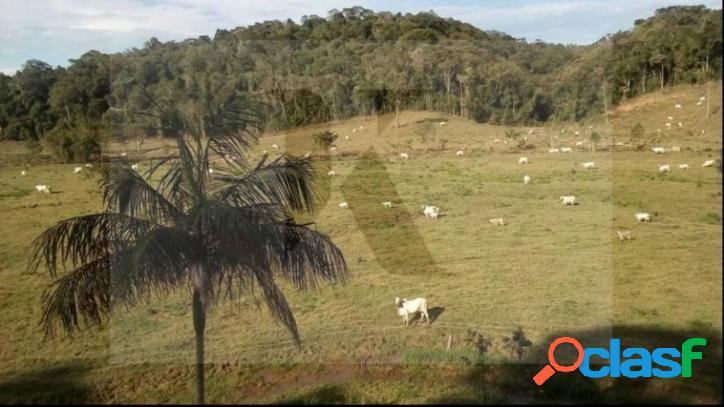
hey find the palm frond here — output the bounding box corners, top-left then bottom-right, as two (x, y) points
(251, 266), (300, 346)
(102, 165), (183, 223)
(40, 256), (112, 337)
(214, 155), (317, 213)
(29, 213), (159, 276)
(111, 226), (194, 304)
(267, 221), (348, 290)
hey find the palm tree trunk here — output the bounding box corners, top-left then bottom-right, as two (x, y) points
(193, 288), (206, 405)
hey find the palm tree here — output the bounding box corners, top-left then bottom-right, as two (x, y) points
(29, 92), (348, 404)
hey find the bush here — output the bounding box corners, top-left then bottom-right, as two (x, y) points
(630, 122), (645, 139)
(312, 130), (338, 149)
(44, 123), (106, 163)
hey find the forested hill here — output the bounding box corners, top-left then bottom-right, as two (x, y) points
(0, 5), (720, 160)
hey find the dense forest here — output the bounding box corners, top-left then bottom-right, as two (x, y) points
(0, 5), (720, 161)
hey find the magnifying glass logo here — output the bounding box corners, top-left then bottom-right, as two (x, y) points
(533, 337), (584, 385)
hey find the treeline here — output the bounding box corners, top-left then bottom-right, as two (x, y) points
(0, 5), (720, 161)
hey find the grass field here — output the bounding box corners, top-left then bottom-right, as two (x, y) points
(0, 83), (721, 403)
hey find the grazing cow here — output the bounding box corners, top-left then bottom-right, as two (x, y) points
(395, 297), (430, 326)
(658, 164), (671, 173)
(560, 147), (572, 153)
(455, 150), (464, 156)
(74, 167), (83, 174)
(652, 147), (666, 154)
(488, 217), (505, 226)
(35, 185), (51, 193)
(634, 213), (651, 222)
(399, 152), (409, 160)
(422, 205), (440, 219)
(518, 157), (529, 164)
(327, 170), (336, 176)
(272, 144), (279, 150)
(548, 148), (560, 154)
(560, 195), (577, 206)
(339, 202), (349, 209)
(702, 160), (716, 168)
(678, 164), (689, 170)
(523, 175), (531, 185)
(382, 201), (393, 208)
(674, 104), (682, 109)
(617, 230), (631, 242)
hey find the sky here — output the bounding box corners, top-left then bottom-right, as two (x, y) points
(0, 0), (721, 75)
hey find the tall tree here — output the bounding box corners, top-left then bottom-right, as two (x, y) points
(30, 93), (347, 404)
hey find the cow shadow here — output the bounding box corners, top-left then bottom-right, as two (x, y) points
(427, 306), (445, 323)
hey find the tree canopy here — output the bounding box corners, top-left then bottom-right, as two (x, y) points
(0, 6), (720, 148)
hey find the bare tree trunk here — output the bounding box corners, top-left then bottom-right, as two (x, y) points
(706, 79), (711, 118)
(191, 266), (208, 405)
(395, 96), (400, 129)
(193, 289), (206, 405)
(660, 64), (664, 90)
(642, 70), (646, 94)
(602, 80), (609, 125)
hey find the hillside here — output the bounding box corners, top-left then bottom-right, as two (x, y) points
(0, 5), (720, 166)
(1, 82), (720, 403)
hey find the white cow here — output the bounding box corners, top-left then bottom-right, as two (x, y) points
(675, 104), (682, 109)
(422, 205), (440, 219)
(575, 141), (584, 147)
(489, 217), (505, 226)
(678, 122), (683, 128)
(345, 135), (350, 140)
(667, 116), (674, 121)
(272, 144), (279, 150)
(74, 167), (83, 174)
(395, 297), (429, 326)
(327, 170), (336, 176)
(85, 163), (93, 168)
(399, 152), (409, 160)
(382, 201), (393, 208)
(560, 147), (572, 153)
(670, 146), (681, 152)
(131, 164), (139, 170)
(658, 164), (671, 173)
(634, 212), (651, 223)
(35, 185), (51, 193)
(678, 164), (689, 170)
(20, 170), (26, 176)
(548, 148), (560, 154)
(652, 147), (666, 154)
(702, 160), (716, 168)
(560, 195), (577, 206)
(617, 230), (631, 242)
(339, 202), (349, 209)
(581, 161), (597, 169)
(523, 175), (531, 185)
(440, 121), (447, 126)
(455, 150), (464, 156)
(518, 157), (529, 164)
